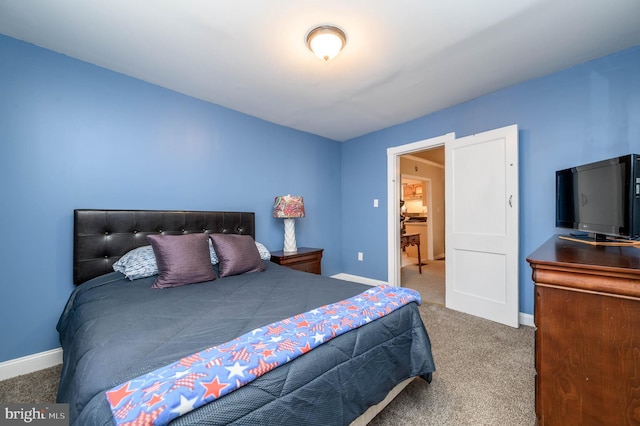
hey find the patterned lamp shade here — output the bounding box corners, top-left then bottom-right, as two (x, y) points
(273, 195), (305, 253)
(273, 195), (305, 218)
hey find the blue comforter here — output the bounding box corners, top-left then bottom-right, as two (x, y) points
(57, 262), (435, 425)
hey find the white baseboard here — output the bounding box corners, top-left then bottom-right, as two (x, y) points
(0, 348), (63, 381)
(519, 312), (535, 328)
(331, 273), (386, 287)
(332, 273), (536, 328)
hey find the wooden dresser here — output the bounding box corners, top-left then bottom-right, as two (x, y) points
(526, 236), (640, 425)
(270, 247), (323, 275)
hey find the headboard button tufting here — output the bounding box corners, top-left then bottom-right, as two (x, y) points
(73, 209), (255, 285)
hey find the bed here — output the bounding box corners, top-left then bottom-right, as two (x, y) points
(57, 209), (435, 425)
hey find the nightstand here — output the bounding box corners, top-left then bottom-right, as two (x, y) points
(270, 247), (323, 275)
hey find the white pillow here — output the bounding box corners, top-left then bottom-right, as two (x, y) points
(255, 241), (271, 261)
(112, 245), (158, 280)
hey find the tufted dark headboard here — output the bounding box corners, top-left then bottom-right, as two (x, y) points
(74, 209), (255, 285)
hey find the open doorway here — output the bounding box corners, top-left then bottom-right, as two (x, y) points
(386, 132), (453, 296)
(400, 148), (445, 305)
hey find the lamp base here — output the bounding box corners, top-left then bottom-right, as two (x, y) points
(283, 218), (297, 253)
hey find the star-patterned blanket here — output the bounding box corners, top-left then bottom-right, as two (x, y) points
(105, 284), (421, 426)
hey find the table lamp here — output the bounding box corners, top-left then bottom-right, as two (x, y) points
(273, 195), (305, 253)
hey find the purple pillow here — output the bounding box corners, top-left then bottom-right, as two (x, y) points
(209, 234), (265, 278)
(147, 233), (216, 288)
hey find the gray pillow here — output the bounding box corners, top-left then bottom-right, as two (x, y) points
(209, 234), (265, 277)
(147, 233), (216, 288)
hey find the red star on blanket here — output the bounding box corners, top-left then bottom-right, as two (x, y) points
(249, 358), (279, 377)
(170, 373), (207, 391)
(266, 325), (284, 335)
(261, 348), (275, 359)
(113, 400), (136, 420)
(295, 320), (310, 328)
(277, 338), (296, 353)
(341, 317), (354, 327)
(201, 376), (230, 399)
(106, 382), (135, 407)
(144, 393), (164, 409)
(230, 346), (251, 363)
(251, 342), (268, 350)
(298, 342), (312, 354)
(175, 353), (202, 369)
(121, 405), (165, 426)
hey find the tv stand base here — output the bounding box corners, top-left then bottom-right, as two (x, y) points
(559, 234), (640, 246)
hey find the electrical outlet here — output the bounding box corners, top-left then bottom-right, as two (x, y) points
(373, 199), (379, 207)
(358, 252), (363, 261)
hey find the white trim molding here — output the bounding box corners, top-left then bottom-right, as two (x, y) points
(519, 312), (535, 328)
(331, 273), (385, 287)
(402, 154), (445, 169)
(387, 133), (456, 288)
(0, 348), (62, 381)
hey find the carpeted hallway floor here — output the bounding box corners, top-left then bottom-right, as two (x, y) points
(401, 255), (445, 306)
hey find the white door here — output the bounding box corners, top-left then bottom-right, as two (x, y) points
(445, 125), (519, 327)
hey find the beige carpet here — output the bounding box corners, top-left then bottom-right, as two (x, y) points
(369, 302), (535, 425)
(402, 256), (446, 306)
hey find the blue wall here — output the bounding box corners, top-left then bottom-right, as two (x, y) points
(2, 32), (639, 363)
(0, 35), (342, 362)
(341, 46), (640, 316)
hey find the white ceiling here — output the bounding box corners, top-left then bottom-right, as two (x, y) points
(1, 0), (639, 141)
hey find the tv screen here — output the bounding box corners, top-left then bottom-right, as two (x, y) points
(556, 154), (639, 240)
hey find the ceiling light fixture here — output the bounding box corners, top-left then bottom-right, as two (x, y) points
(306, 25), (346, 62)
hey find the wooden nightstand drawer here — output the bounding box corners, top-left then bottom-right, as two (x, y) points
(270, 247), (323, 275)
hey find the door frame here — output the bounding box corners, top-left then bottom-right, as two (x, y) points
(387, 133), (455, 287)
(400, 174), (433, 260)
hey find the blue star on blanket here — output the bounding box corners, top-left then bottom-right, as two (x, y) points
(106, 284), (421, 426)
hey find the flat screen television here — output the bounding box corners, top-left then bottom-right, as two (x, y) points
(556, 154), (640, 241)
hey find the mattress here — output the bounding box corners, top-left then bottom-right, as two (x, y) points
(57, 262), (435, 425)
